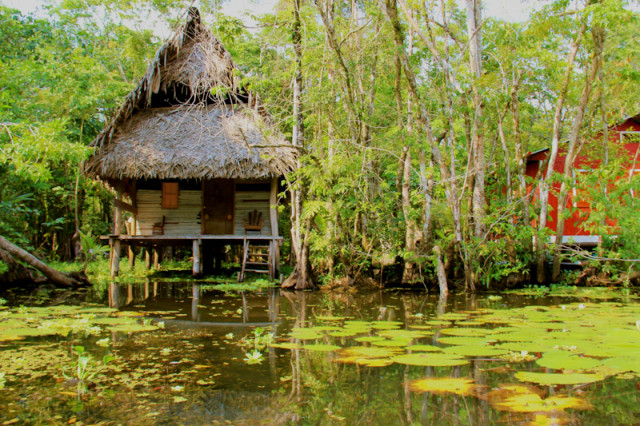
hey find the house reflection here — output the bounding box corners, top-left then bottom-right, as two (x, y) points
(107, 281), (281, 329)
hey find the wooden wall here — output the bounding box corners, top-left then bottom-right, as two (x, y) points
(234, 190), (272, 236)
(133, 186), (274, 236)
(135, 189), (201, 236)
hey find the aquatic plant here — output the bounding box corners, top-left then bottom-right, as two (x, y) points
(244, 350), (264, 365)
(62, 346), (114, 394)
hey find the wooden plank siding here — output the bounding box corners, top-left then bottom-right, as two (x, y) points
(234, 190), (272, 236)
(135, 189), (201, 236)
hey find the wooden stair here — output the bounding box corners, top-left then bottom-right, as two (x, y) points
(239, 237), (273, 282)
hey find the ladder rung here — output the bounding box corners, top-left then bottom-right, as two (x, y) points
(244, 269), (269, 273)
(246, 261), (269, 266)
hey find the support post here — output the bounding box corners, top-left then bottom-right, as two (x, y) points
(192, 239), (201, 277)
(270, 178), (281, 277)
(128, 245), (135, 270)
(110, 238), (120, 277)
(144, 248), (151, 270)
(111, 183), (123, 278)
(153, 248), (160, 270)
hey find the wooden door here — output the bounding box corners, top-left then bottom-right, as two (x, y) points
(202, 179), (235, 234)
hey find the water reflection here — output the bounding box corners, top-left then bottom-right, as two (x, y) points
(3, 283), (639, 424)
(107, 280), (282, 328)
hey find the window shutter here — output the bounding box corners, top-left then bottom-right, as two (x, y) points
(162, 182), (179, 209)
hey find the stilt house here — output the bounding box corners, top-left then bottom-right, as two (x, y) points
(526, 115), (640, 245)
(86, 8), (297, 278)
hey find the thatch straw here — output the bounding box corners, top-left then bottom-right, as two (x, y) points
(87, 7), (296, 180)
(86, 104), (297, 180)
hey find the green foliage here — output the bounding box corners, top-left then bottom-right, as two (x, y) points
(1, 0), (639, 287)
(62, 345), (114, 394)
(78, 231), (109, 272)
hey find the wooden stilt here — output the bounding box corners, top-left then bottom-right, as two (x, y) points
(269, 178), (281, 277)
(192, 239), (201, 277)
(153, 248), (160, 270)
(110, 239), (121, 277)
(144, 248), (151, 270)
(128, 245), (135, 270)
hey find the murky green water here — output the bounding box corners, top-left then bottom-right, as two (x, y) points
(1, 282), (640, 425)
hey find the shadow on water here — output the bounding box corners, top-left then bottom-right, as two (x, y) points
(1, 282), (640, 424)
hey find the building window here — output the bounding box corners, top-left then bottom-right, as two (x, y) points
(162, 182), (179, 209)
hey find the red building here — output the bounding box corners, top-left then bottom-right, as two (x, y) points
(526, 115), (640, 245)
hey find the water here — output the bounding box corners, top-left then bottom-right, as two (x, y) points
(1, 282), (640, 424)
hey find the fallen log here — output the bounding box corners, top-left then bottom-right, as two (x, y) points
(0, 236), (82, 287)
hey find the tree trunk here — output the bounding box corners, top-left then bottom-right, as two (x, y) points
(552, 25), (603, 281)
(383, 0), (474, 290)
(282, 216), (315, 290)
(433, 245), (448, 295)
(536, 23), (585, 283)
(465, 0), (486, 239)
(0, 236), (82, 287)
(283, 0), (315, 291)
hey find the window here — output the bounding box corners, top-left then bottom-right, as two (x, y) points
(162, 182), (179, 209)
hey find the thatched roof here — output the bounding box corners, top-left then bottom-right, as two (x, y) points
(88, 105), (295, 180)
(86, 7), (296, 181)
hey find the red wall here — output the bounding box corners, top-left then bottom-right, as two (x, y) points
(525, 117), (640, 238)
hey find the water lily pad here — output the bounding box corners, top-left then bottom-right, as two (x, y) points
(601, 356), (640, 373)
(1, 328), (57, 337)
(354, 358), (393, 367)
(442, 345), (510, 357)
(392, 353), (468, 367)
(514, 371), (604, 386)
(107, 324), (158, 333)
(535, 351), (602, 371)
(497, 341), (555, 353)
(437, 336), (495, 346)
(0, 334), (25, 342)
(437, 313), (469, 321)
(329, 330), (360, 338)
(270, 342), (302, 350)
(377, 329), (430, 339)
(425, 320), (451, 326)
(407, 344), (442, 352)
(370, 321), (402, 330)
(289, 329), (323, 340)
(309, 326), (340, 332)
(304, 344), (341, 352)
(91, 317), (135, 325)
(372, 339), (411, 348)
(490, 386), (592, 413)
(340, 346), (400, 359)
(409, 377), (476, 396)
(439, 328), (494, 337)
(354, 336), (385, 343)
(116, 311), (145, 317)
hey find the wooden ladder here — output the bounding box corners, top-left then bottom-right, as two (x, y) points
(239, 237), (273, 282)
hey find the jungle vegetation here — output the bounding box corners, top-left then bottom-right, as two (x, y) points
(1, 0), (639, 291)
